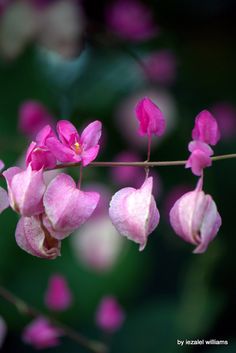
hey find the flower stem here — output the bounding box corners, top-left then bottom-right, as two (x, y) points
(0, 286), (108, 353)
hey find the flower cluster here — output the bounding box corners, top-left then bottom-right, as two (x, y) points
(0, 97), (222, 257)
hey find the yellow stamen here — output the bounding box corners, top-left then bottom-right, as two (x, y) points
(74, 142), (81, 154)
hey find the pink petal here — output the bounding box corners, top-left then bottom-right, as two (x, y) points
(43, 173), (100, 239)
(80, 121), (102, 150)
(186, 150), (212, 176)
(15, 216), (61, 259)
(0, 187), (9, 214)
(192, 110), (221, 145)
(81, 145), (100, 166)
(0, 160), (4, 171)
(36, 125), (56, 145)
(46, 137), (79, 163)
(57, 120), (79, 146)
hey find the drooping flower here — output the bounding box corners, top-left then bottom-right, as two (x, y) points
(46, 120), (102, 166)
(22, 317), (62, 349)
(135, 97), (166, 137)
(186, 140), (213, 176)
(169, 178), (221, 253)
(26, 125), (57, 171)
(0, 160), (9, 214)
(45, 274), (72, 311)
(106, 0), (157, 42)
(3, 164), (46, 217)
(15, 215), (61, 259)
(43, 173), (100, 239)
(19, 101), (54, 138)
(192, 110), (221, 146)
(95, 296), (125, 333)
(109, 177), (159, 250)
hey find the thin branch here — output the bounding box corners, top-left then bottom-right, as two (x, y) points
(0, 286), (108, 353)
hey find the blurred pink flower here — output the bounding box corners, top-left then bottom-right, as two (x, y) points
(106, 0), (158, 41)
(22, 317), (62, 349)
(211, 102), (236, 140)
(109, 176), (159, 250)
(95, 296), (125, 333)
(19, 101), (54, 138)
(169, 178), (221, 253)
(0, 316), (7, 349)
(45, 274), (72, 311)
(192, 110), (220, 146)
(144, 50), (177, 84)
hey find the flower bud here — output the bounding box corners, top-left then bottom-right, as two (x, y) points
(169, 178), (221, 253)
(95, 296), (125, 333)
(15, 215), (61, 259)
(186, 140), (213, 176)
(43, 173), (100, 239)
(192, 110), (220, 145)
(109, 177), (159, 250)
(3, 165), (46, 217)
(45, 274), (72, 311)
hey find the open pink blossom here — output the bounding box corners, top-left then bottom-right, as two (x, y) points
(15, 215), (61, 259)
(106, 0), (158, 41)
(135, 97), (166, 137)
(109, 177), (159, 250)
(46, 120), (102, 166)
(26, 125), (57, 170)
(3, 164), (46, 217)
(169, 178), (221, 253)
(186, 140), (213, 176)
(19, 101), (54, 138)
(192, 110), (221, 145)
(0, 160), (9, 214)
(45, 274), (72, 311)
(22, 317), (62, 349)
(95, 296), (125, 333)
(43, 173), (100, 239)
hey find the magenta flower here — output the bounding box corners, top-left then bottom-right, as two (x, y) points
(186, 140), (213, 176)
(106, 0), (158, 41)
(109, 177), (160, 250)
(22, 317), (62, 349)
(45, 274), (72, 311)
(169, 178), (221, 253)
(135, 97), (166, 137)
(15, 216), (61, 259)
(26, 125), (57, 170)
(0, 160), (9, 214)
(43, 173), (100, 239)
(19, 101), (54, 138)
(95, 296), (125, 333)
(3, 164), (46, 217)
(46, 120), (102, 166)
(192, 110), (221, 146)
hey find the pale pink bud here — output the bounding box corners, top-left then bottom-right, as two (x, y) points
(95, 296), (125, 333)
(169, 178), (222, 253)
(192, 110), (221, 145)
(186, 141), (213, 176)
(109, 177), (160, 251)
(43, 173), (100, 239)
(0, 316), (7, 349)
(45, 274), (72, 311)
(3, 165), (46, 217)
(135, 97), (166, 137)
(22, 317), (62, 349)
(19, 101), (54, 138)
(106, 0), (158, 42)
(15, 215), (61, 259)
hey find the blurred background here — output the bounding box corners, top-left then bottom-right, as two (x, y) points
(0, 0), (236, 352)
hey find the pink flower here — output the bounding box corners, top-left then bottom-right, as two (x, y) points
(0, 160), (9, 214)
(46, 120), (102, 166)
(135, 97), (166, 137)
(22, 317), (62, 349)
(109, 177), (159, 250)
(144, 50), (177, 85)
(95, 296), (125, 333)
(26, 125), (57, 170)
(19, 101), (54, 138)
(106, 0), (158, 41)
(3, 164), (46, 217)
(169, 178), (222, 253)
(192, 110), (221, 146)
(186, 140), (213, 176)
(45, 274), (72, 311)
(43, 173), (100, 239)
(15, 215), (61, 259)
